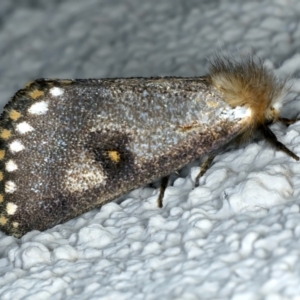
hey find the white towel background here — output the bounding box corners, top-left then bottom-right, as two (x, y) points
(1, 1), (300, 299)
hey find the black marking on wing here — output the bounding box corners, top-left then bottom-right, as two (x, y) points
(86, 130), (135, 180)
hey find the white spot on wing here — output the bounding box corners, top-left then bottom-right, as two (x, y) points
(5, 181), (16, 193)
(232, 106), (252, 119)
(28, 101), (48, 115)
(50, 87), (64, 97)
(12, 222), (19, 228)
(16, 122), (34, 134)
(9, 140), (25, 153)
(64, 152), (106, 193)
(5, 160), (18, 172)
(220, 106), (251, 121)
(273, 100), (283, 110)
(6, 202), (17, 215)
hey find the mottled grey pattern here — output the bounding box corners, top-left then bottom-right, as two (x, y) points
(0, 77), (246, 237)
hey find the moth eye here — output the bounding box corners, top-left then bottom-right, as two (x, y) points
(264, 107), (276, 123)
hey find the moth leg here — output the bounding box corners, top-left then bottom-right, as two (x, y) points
(157, 176), (169, 208)
(260, 124), (299, 161)
(278, 117), (299, 125)
(195, 155), (215, 187)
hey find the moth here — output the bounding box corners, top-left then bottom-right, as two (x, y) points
(0, 55), (298, 238)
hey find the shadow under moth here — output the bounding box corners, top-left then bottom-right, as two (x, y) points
(0, 55), (298, 238)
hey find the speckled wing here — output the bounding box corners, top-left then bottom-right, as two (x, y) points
(0, 77), (249, 237)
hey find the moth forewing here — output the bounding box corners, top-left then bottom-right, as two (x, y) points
(1, 55), (297, 238)
(0, 76), (250, 237)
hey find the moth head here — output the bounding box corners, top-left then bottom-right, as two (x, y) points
(264, 105), (281, 125)
(208, 54), (287, 128)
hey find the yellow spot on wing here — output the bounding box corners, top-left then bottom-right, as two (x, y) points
(177, 121), (201, 132)
(206, 100), (220, 108)
(0, 216), (7, 226)
(0, 194), (3, 203)
(0, 150), (5, 160)
(0, 172), (3, 181)
(0, 129), (11, 140)
(29, 89), (44, 99)
(26, 81), (34, 88)
(9, 110), (21, 121)
(108, 150), (120, 163)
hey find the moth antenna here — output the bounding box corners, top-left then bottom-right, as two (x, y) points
(279, 117), (299, 125)
(259, 124), (299, 161)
